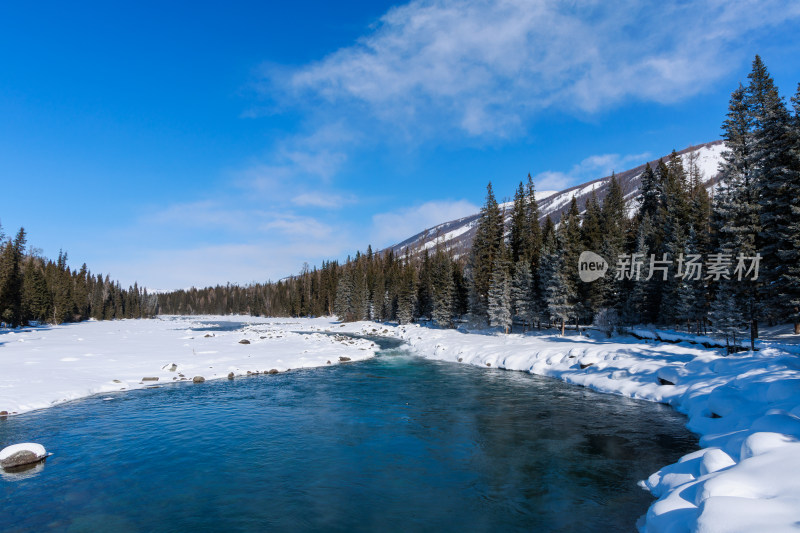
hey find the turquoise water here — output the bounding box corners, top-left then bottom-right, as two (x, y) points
(0, 335), (696, 532)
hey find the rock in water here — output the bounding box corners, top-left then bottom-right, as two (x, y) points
(227, 372), (235, 380)
(192, 376), (205, 383)
(0, 443), (48, 468)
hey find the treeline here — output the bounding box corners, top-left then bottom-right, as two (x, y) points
(158, 56), (800, 348)
(158, 251), (470, 325)
(0, 225), (157, 327)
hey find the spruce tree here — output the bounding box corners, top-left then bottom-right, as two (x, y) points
(511, 260), (535, 330)
(540, 231), (574, 336)
(468, 182), (504, 321)
(789, 84), (800, 333)
(747, 56), (794, 325)
(431, 250), (455, 328)
(487, 255), (512, 333)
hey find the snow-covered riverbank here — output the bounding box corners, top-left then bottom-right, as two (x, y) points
(313, 320), (800, 533)
(3, 315), (799, 532)
(0, 316), (376, 415)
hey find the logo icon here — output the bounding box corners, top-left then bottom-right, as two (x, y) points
(578, 251), (608, 282)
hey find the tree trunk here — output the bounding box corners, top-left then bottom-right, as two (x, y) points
(560, 318), (565, 336)
(750, 319), (757, 351)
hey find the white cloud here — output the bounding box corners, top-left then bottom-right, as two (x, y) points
(292, 192), (356, 209)
(371, 199), (479, 247)
(265, 0), (800, 138)
(533, 152), (651, 190)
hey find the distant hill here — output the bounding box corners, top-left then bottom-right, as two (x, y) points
(385, 140), (725, 259)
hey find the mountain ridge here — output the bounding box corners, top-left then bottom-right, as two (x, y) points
(385, 140), (725, 259)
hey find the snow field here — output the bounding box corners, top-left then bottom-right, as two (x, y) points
(0, 316), (376, 415)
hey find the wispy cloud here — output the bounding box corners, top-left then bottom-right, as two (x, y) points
(534, 152), (651, 190)
(292, 192), (356, 209)
(261, 0), (800, 139)
(371, 199), (479, 247)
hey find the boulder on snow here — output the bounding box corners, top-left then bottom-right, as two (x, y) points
(268, 369), (279, 374)
(162, 363), (178, 372)
(0, 443), (48, 469)
(227, 372), (235, 380)
(192, 376), (205, 383)
(141, 377), (159, 382)
(238, 339), (250, 344)
(339, 356), (351, 362)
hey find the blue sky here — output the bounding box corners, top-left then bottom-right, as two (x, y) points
(1, 0), (799, 289)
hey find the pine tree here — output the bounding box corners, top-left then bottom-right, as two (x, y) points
(334, 269), (353, 321)
(397, 259), (417, 325)
(714, 82), (762, 349)
(487, 255), (512, 333)
(509, 182), (527, 263)
(0, 228), (26, 326)
(637, 163), (661, 223)
(468, 182), (504, 321)
(430, 250), (455, 328)
(540, 231), (574, 335)
(511, 260), (535, 330)
(747, 56), (794, 326)
(789, 84), (800, 333)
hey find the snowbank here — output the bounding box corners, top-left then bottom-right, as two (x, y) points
(0, 315), (376, 415)
(307, 320), (800, 533)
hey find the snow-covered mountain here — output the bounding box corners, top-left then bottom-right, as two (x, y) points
(386, 140), (725, 258)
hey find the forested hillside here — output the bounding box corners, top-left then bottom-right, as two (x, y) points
(155, 56), (800, 346)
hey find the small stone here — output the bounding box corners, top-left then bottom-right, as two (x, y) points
(710, 412), (722, 419)
(326, 360), (331, 364)
(228, 372), (235, 380)
(247, 370), (252, 374)
(658, 377), (675, 386)
(192, 376), (205, 383)
(486, 362), (491, 367)
(142, 377), (159, 382)
(339, 356), (351, 362)
(239, 339), (250, 344)
(579, 363), (594, 370)
(268, 369), (279, 374)
(204, 333), (213, 338)
(0, 411), (7, 416)
(457, 358), (463, 362)
(112, 380), (122, 384)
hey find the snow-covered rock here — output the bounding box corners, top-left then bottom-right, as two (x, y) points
(0, 443), (48, 468)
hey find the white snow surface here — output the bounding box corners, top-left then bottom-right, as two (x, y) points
(0, 315), (376, 415)
(3, 315), (800, 532)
